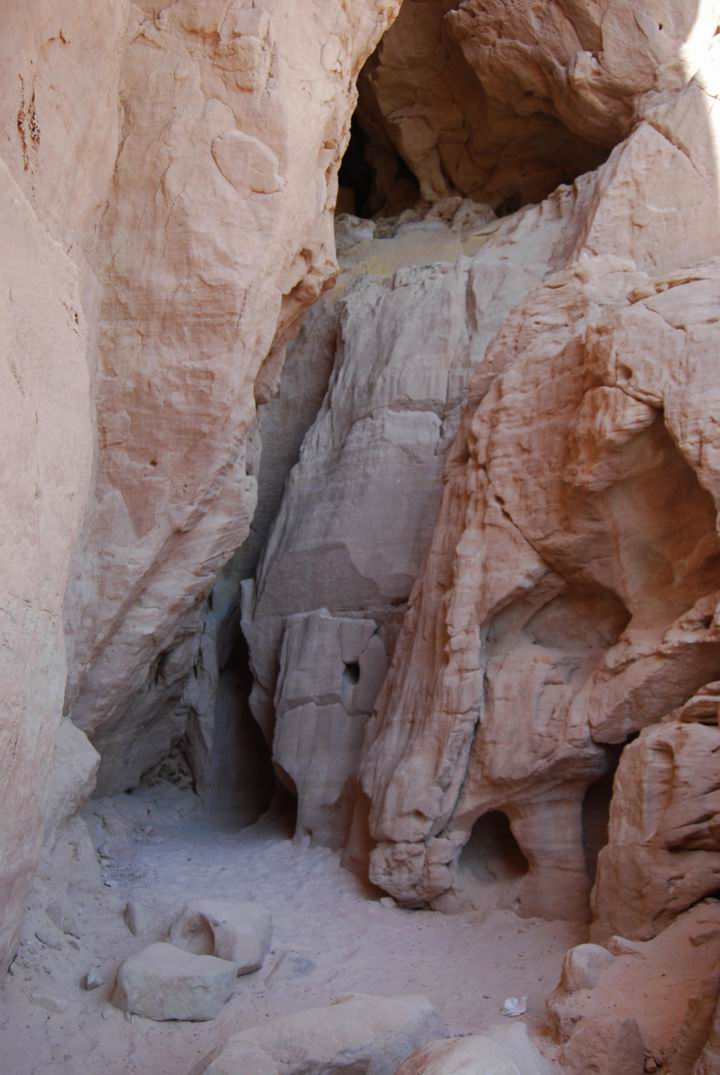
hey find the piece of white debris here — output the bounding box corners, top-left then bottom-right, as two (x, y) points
(83, 967), (106, 991)
(379, 897), (397, 909)
(500, 996), (527, 1017)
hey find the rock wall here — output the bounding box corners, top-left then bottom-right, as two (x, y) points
(355, 4), (720, 928)
(0, 0), (126, 973)
(0, 0), (399, 970)
(64, 0), (401, 794)
(5, 7), (720, 1069)
(243, 187), (600, 848)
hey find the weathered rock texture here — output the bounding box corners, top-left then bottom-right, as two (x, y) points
(195, 993), (446, 1074)
(356, 0), (717, 211)
(0, 162), (93, 972)
(169, 898), (272, 974)
(396, 1023), (552, 1075)
(0, 0), (132, 972)
(358, 25), (720, 927)
(0, 0), (399, 972)
(65, 0), (401, 795)
(243, 187), (600, 848)
(112, 941), (237, 1021)
(548, 901), (720, 1074)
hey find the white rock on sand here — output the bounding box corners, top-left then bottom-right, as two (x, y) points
(169, 899), (272, 975)
(193, 992), (446, 1074)
(112, 942), (236, 1021)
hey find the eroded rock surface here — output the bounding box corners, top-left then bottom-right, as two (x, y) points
(549, 902), (720, 1074)
(396, 1023), (552, 1075)
(63, 0), (400, 794)
(195, 992), (446, 1075)
(169, 898), (272, 974)
(243, 186), (602, 847)
(0, 0), (399, 971)
(112, 941), (237, 1021)
(350, 7), (720, 925)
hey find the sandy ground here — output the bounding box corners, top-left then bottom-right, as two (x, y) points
(0, 786), (582, 1075)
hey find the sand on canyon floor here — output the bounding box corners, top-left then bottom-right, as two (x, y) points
(0, 786), (583, 1075)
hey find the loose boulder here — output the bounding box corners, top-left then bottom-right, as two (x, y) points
(169, 899), (272, 975)
(112, 942), (236, 1021)
(193, 992), (446, 1074)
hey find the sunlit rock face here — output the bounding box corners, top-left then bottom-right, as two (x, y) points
(0, 0), (124, 972)
(357, 27), (720, 923)
(59, 0), (400, 792)
(242, 187), (595, 848)
(0, 0), (399, 969)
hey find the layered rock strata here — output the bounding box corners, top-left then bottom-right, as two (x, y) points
(357, 45), (720, 922)
(0, 0), (399, 971)
(243, 189), (597, 847)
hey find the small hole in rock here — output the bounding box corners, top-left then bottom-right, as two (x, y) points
(343, 660), (360, 686)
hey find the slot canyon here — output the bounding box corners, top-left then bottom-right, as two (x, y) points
(3, 0), (720, 1071)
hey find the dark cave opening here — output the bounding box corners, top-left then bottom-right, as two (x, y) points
(203, 628), (276, 824)
(459, 810), (530, 885)
(337, 114), (419, 219)
(337, 117), (375, 217)
(582, 744), (625, 882)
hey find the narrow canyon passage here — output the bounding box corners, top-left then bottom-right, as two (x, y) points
(5, 1), (720, 1073)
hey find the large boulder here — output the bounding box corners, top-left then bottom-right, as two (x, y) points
(194, 993), (446, 1074)
(169, 899), (272, 974)
(548, 902), (720, 1072)
(112, 942), (237, 1021)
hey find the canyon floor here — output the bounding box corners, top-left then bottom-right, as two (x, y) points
(0, 787), (582, 1074)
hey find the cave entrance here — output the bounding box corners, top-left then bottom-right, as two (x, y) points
(451, 810), (530, 912)
(336, 6), (614, 224)
(201, 629), (275, 826)
(337, 114), (419, 219)
(460, 810), (529, 883)
(582, 745), (625, 882)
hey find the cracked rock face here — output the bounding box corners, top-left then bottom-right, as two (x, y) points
(361, 251), (720, 921)
(63, 0), (401, 793)
(242, 188), (593, 847)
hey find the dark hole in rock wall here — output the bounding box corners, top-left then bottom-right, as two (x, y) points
(272, 760), (300, 839)
(582, 744), (625, 883)
(459, 810), (529, 886)
(337, 115), (419, 218)
(343, 659), (361, 686)
(203, 630), (275, 824)
(343, 1), (612, 221)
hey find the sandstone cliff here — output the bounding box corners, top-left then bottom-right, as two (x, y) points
(0, 0), (398, 970)
(4, 1), (720, 1070)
